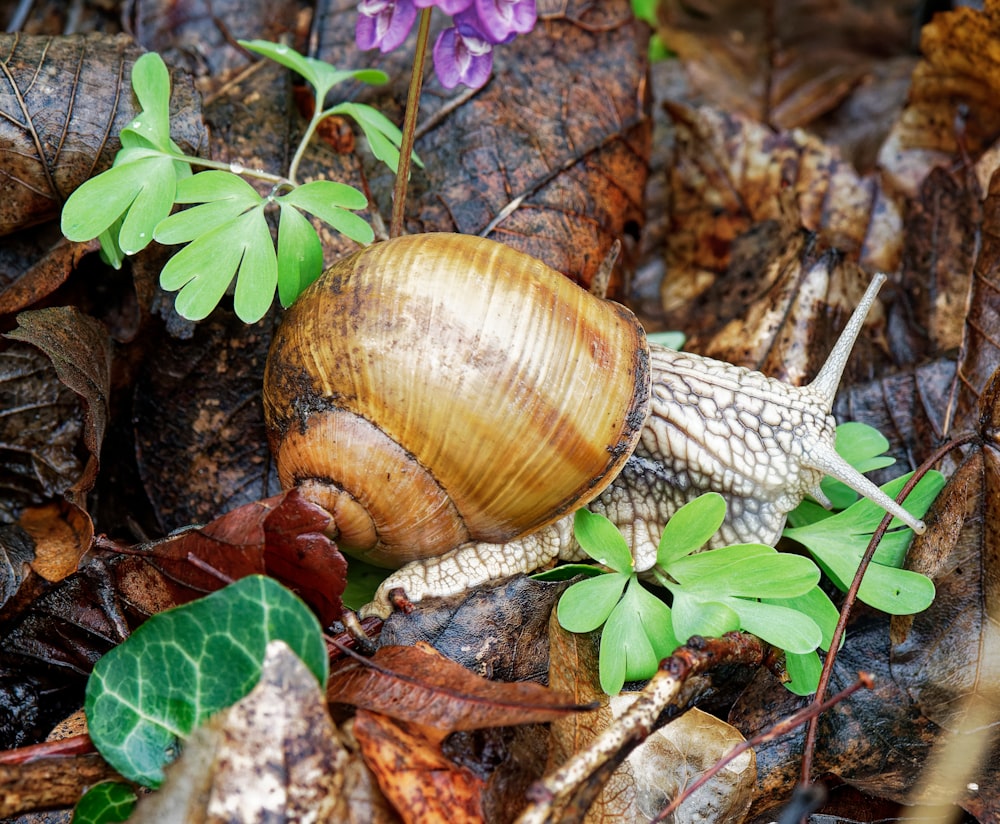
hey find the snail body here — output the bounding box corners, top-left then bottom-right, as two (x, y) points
(263, 233), (924, 613)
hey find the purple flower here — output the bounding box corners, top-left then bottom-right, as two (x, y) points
(413, 0), (473, 13)
(356, 0), (418, 53)
(433, 21), (493, 89)
(472, 0), (536, 43)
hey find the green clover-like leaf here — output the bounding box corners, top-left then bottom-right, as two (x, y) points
(783, 651), (824, 696)
(670, 592), (739, 644)
(119, 52), (173, 150)
(277, 180), (373, 246)
(600, 578), (664, 693)
(159, 203), (276, 322)
(239, 39), (387, 103)
(574, 509), (633, 573)
(557, 571), (629, 633)
(724, 599), (822, 654)
(276, 202), (324, 306)
(656, 492), (726, 567)
(666, 544), (819, 599)
(329, 101), (423, 174)
(61, 147), (178, 258)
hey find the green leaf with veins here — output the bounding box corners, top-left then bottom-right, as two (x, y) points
(276, 203), (325, 306)
(277, 180), (374, 245)
(656, 491), (726, 566)
(558, 571), (629, 633)
(85, 575), (326, 788)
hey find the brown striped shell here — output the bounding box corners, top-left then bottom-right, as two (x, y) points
(263, 233), (651, 568)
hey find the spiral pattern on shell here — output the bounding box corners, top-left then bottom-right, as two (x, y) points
(263, 233), (651, 567)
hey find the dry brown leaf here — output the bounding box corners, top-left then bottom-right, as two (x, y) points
(0, 32), (205, 235)
(328, 641), (592, 733)
(377, 574), (568, 683)
(879, 0), (1000, 199)
(657, 0), (916, 137)
(130, 640), (349, 824)
(946, 165), (1000, 438)
(0, 341), (84, 521)
(6, 306), (111, 509)
(18, 500), (92, 582)
(312, 0), (650, 295)
(891, 368), (1000, 733)
(354, 710), (486, 824)
(662, 103), (903, 332)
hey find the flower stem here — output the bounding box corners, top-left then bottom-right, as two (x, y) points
(390, 7), (432, 238)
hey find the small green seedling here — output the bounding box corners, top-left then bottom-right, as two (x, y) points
(555, 422), (942, 696)
(557, 494), (835, 695)
(62, 42), (416, 323)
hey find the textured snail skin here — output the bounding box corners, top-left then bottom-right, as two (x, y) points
(263, 233), (925, 618)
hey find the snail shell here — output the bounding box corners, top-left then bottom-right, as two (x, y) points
(263, 233), (651, 567)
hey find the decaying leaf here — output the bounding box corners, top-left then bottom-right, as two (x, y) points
(6, 306), (111, 509)
(129, 640), (349, 823)
(132, 309), (280, 533)
(891, 367), (1000, 734)
(18, 500), (93, 583)
(662, 103), (902, 348)
(879, 0), (1000, 198)
(328, 641), (592, 733)
(0, 32), (205, 235)
(354, 710), (486, 824)
(0, 341), (85, 521)
(377, 574), (569, 683)
(0, 524), (34, 611)
(657, 0), (916, 136)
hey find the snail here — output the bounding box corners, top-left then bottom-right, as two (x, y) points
(263, 232), (925, 617)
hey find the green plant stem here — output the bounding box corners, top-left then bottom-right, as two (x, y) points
(174, 152), (290, 186)
(390, 7), (432, 238)
(287, 109), (327, 186)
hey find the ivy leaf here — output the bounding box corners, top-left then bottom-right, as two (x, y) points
(159, 204), (276, 322)
(72, 781), (137, 824)
(574, 509), (633, 573)
(85, 575), (327, 788)
(656, 492), (726, 566)
(558, 571), (629, 633)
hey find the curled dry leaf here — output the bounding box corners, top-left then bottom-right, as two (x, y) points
(6, 306), (111, 510)
(946, 166), (1000, 437)
(0, 32), (205, 235)
(354, 710), (485, 824)
(18, 500), (93, 583)
(0, 524), (34, 611)
(328, 641), (592, 733)
(377, 574), (569, 684)
(891, 366), (1000, 734)
(129, 641), (349, 824)
(662, 104), (902, 338)
(879, 0), (1000, 199)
